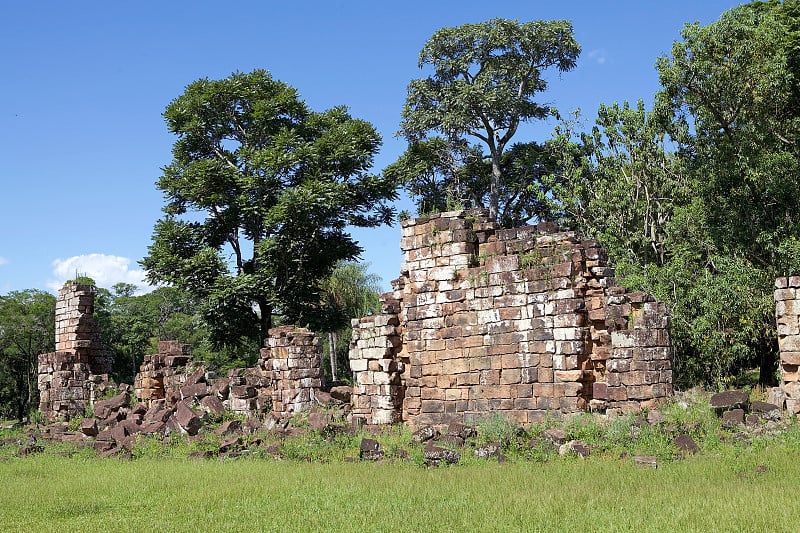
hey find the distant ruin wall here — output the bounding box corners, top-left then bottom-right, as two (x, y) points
(349, 209), (673, 427)
(38, 283), (113, 420)
(133, 327), (323, 420)
(775, 276), (800, 413)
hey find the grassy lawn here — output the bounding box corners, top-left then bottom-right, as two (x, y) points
(1, 445), (797, 533)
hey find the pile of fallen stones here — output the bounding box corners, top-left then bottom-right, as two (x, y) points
(13, 381), (354, 459)
(3, 388), (788, 465)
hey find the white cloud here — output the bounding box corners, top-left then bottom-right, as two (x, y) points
(0, 257), (8, 266)
(588, 48), (607, 65)
(49, 254), (151, 293)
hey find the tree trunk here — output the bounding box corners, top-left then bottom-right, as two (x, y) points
(329, 331), (338, 382)
(16, 369), (27, 423)
(257, 299), (273, 347)
(758, 340), (778, 387)
(490, 153), (501, 221)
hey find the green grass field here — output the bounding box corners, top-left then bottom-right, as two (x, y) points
(1, 445), (797, 533)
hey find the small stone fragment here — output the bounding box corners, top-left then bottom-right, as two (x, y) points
(633, 455), (658, 468)
(674, 433), (700, 454)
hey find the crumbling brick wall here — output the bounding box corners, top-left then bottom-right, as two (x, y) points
(134, 340), (196, 406)
(349, 210), (673, 427)
(260, 326), (323, 418)
(133, 327), (323, 420)
(775, 276), (800, 413)
(350, 297), (404, 424)
(38, 282), (113, 420)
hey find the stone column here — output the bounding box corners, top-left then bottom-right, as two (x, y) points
(775, 276), (800, 412)
(261, 326), (323, 418)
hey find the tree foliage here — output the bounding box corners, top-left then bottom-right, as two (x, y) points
(657, 0), (800, 273)
(559, 2), (800, 388)
(0, 290), (55, 421)
(398, 18), (580, 220)
(141, 70), (397, 348)
(318, 261), (382, 381)
(95, 284), (219, 384)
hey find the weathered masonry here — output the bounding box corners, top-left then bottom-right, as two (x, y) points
(133, 326), (323, 420)
(774, 276), (800, 413)
(38, 283), (114, 421)
(349, 210), (673, 427)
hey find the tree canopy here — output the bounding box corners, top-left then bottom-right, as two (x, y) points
(558, 1), (800, 388)
(141, 70), (397, 348)
(0, 290), (55, 421)
(397, 18), (580, 221)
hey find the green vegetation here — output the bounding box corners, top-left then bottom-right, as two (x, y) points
(391, 18), (580, 224)
(554, 1), (800, 389)
(1, 436), (799, 531)
(0, 290), (55, 422)
(318, 261), (383, 382)
(141, 69), (397, 350)
(1, 391), (798, 530)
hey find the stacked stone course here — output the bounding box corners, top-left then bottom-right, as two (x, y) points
(133, 328), (324, 420)
(349, 295), (404, 424)
(38, 283), (114, 421)
(775, 276), (800, 412)
(134, 340), (195, 405)
(260, 326), (323, 418)
(54, 283), (112, 375)
(349, 209), (673, 427)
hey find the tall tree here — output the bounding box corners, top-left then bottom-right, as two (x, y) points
(399, 18), (580, 220)
(557, 2), (800, 387)
(0, 290), (55, 422)
(141, 70), (397, 348)
(318, 261), (382, 381)
(657, 1), (800, 273)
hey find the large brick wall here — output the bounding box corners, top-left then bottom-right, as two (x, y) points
(349, 210), (673, 427)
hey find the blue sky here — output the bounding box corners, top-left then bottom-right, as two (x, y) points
(0, 0), (743, 295)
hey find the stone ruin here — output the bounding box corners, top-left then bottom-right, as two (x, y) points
(774, 276), (800, 412)
(37, 210), (675, 433)
(349, 209), (673, 427)
(36, 281), (325, 427)
(37, 282), (114, 421)
(133, 326), (323, 420)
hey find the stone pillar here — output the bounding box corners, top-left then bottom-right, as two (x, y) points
(775, 276), (800, 412)
(54, 282), (112, 375)
(349, 296), (404, 424)
(261, 326), (323, 418)
(38, 282), (113, 420)
(37, 352), (91, 421)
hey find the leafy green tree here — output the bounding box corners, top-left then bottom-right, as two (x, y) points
(657, 1), (800, 273)
(558, 2), (800, 388)
(560, 101), (691, 272)
(96, 284), (216, 384)
(385, 136), (565, 227)
(0, 290), (55, 422)
(654, 1), (800, 385)
(399, 18), (580, 220)
(141, 70), (397, 349)
(318, 261), (382, 381)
